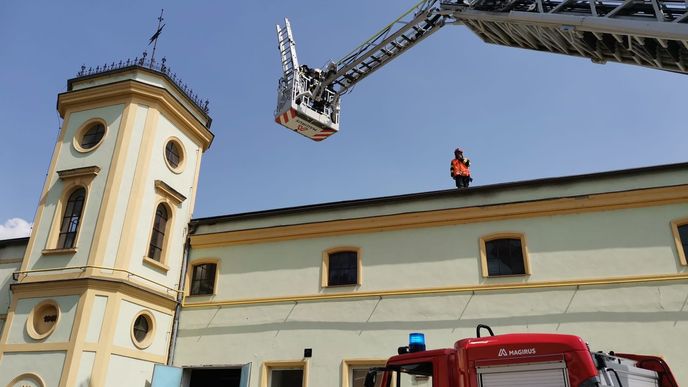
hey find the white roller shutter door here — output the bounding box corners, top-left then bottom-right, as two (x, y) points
(478, 361), (569, 387)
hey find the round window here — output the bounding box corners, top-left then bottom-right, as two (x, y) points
(26, 300), (60, 340)
(164, 138), (185, 173)
(74, 121), (107, 152)
(8, 373), (45, 387)
(131, 311), (155, 349)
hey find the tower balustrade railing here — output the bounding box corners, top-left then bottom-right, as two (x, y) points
(76, 55), (210, 114)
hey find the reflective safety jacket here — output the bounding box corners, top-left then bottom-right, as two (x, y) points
(451, 158), (471, 177)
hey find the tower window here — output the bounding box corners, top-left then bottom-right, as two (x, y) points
(26, 300), (60, 340)
(165, 141), (180, 168)
(147, 204), (169, 261)
(164, 138), (185, 173)
(131, 311), (155, 349)
(133, 315), (149, 342)
(324, 250), (360, 287)
(190, 262), (218, 295)
(80, 123), (105, 149)
(57, 188), (86, 249)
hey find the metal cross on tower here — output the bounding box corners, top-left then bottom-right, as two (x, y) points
(149, 9), (165, 64)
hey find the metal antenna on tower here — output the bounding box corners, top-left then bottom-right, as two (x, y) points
(148, 9), (165, 64)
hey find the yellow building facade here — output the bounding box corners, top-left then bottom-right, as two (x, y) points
(0, 64), (687, 387)
(0, 64), (212, 386)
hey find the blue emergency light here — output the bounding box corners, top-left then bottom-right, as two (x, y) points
(409, 332), (426, 352)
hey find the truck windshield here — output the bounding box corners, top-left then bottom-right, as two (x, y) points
(387, 362), (433, 387)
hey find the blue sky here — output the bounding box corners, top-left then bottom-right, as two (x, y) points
(0, 1), (685, 238)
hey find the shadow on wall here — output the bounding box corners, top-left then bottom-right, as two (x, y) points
(176, 282), (688, 338)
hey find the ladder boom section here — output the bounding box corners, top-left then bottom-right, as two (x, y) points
(320, 0), (447, 97)
(441, 0), (688, 73)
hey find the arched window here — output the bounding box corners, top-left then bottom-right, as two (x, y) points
(322, 247), (362, 287)
(147, 204), (169, 261)
(57, 188), (86, 249)
(479, 233), (530, 277)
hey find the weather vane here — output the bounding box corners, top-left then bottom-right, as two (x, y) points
(148, 9), (165, 64)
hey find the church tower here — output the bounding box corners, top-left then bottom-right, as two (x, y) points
(0, 58), (213, 386)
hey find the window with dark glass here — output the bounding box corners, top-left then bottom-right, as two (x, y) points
(678, 224), (688, 256)
(80, 123), (105, 149)
(269, 369), (304, 387)
(352, 368), (384, 387)
(190, 263), (217, 295)
(133, 314), (150, 342)
(328, 251), (358, 286)
(147, 204), (169, 261)
(57, 188), (86, 249)
(485, 238), (525, 276)
(165, 141), (181, 169)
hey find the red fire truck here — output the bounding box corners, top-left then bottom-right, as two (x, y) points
(364, 325), (678, 387)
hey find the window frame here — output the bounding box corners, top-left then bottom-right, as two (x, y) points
(261, 360), (309, 387)
(479, 233), (531, 278)
(321, 247), (362, 288)
(44, 166), (99, 255)
(143, 201), (174, 272)
(26, 299), (61, 341)
(671, 218), (688, 266)
(163, 136), (186, 174)
(342, 359), (388, 387)
(186, 258), (220, 297)
(73, 118), (108, 153)
(130, 310), (156, 350)
(56, 187), (86, 250)
(8, 373), (46, 387)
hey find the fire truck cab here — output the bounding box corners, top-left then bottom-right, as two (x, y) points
(365, 326), (678, 387)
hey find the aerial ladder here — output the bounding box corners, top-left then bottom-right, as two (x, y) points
(275, 0), (688, 141)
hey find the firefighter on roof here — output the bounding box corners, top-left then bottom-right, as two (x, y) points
(451, 148), (472, 189)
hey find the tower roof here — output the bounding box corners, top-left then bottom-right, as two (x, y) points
(66, 56), (212, 130)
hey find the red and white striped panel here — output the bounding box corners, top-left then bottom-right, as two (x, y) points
(311, 128), (337, 141)
(275, 108), (297, 125)
(274, 108), (337, 141)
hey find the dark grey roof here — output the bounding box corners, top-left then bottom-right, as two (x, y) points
(190, 161), (688, 228)
(0, 237), (29, 247)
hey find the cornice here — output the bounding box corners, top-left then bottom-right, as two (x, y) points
(154, 180), (186, 205)
(57, 79), (213, 150)
(57, 166), (101, 180)
(11, 276), (177, 308)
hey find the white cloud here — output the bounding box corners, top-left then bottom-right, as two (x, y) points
(0, 218), (32, 240)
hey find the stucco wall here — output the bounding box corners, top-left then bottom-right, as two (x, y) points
(127, 111), (201, 291)
(176, 282), (688, 385)
(27, 104), (124, 270)
(104, 354), (155, 387)
(76, 351), (96, 387)
(100, 104), (149, 269)
(178, 191), (688, 385)
(0, 262), (20, 314)
(188, 203), (688, 300)
(6, 295), (80, 344)
(0, 351), (66, 387)
(112, 298), (172, 356)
